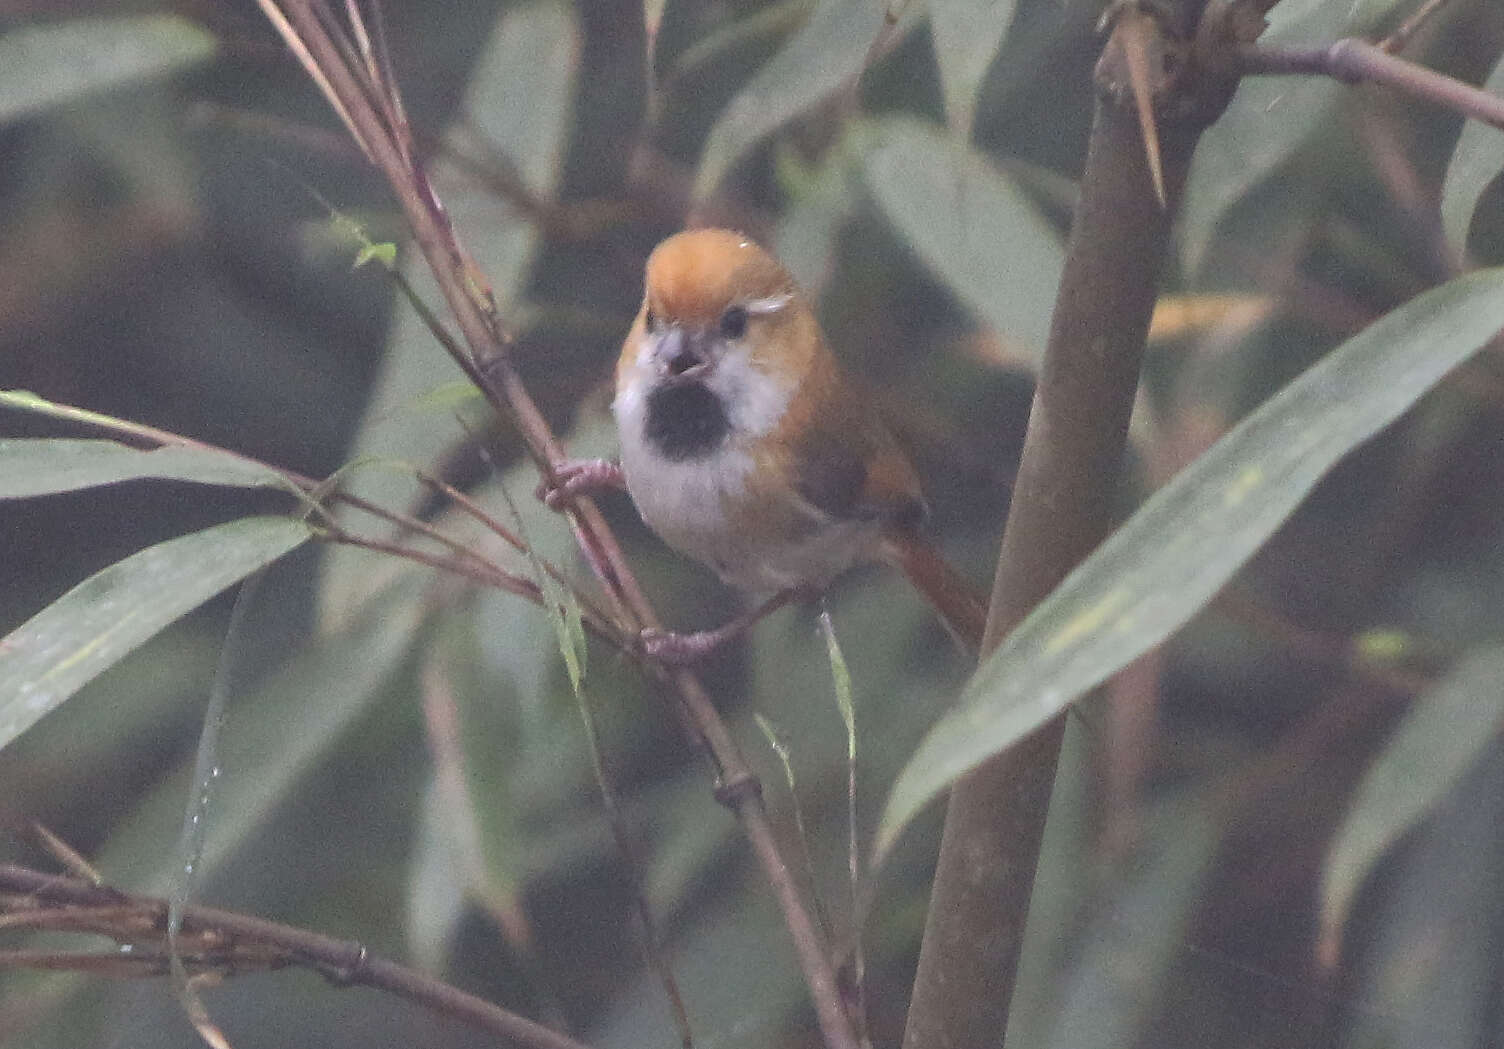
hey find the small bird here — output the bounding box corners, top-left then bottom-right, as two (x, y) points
(546, 229), (987, 662)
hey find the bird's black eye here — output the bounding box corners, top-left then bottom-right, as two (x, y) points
(719, 305), (748, 339)
(643, 307), (657, 331)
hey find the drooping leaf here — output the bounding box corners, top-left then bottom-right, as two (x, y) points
(409, 609), (529, 971)
(166, 572), (271, 1045)
(929, 0), (1019, 138)
(1319, 643), (1504, 962)
(94, 576), (427, 892)
(0, 438), (287, 498)
(408, 774), (482, 972)
(876, 268), (1504, 858)
(463, 0), (580, 188)
(393, 379), (485, 418)
(864, 117), (1063, 359)
(663, 0), (808, 92)
(1440, 55), (1504, 257)
(0, 390), (237, 450)
(0, 15), (215, 126)
(693, 0), (888, 200)
(818, 611), (860, 956)
(1330, 742), (1504, 1049)
(997, 719), (1095, 1049)
(1021, 793), (1222, 1049)
(0, 516), (311, 752)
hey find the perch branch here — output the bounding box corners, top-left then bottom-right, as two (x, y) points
(901, 4), (1241, 1044)
(259, 5), (859, 1047)
(1240, 38), (1504, 131)
(0, 865), (592, 1049)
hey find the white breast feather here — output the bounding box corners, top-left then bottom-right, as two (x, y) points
(615, 343), (885, 593)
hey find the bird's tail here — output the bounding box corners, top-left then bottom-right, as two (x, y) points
(881, 533), (988, 652)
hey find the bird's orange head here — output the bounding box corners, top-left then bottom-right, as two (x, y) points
(641, 229), (791, 325)
(616, 229), (827, 398)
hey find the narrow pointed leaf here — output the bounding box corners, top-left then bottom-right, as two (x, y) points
(0, 15), (215, 125)
(0, 516), (312, 750)
(1440, 56), (1504, 255)
(864, 117), (1062, 357)
(1025, 793), (1221, 1049)
(666, 0), (808, 91)
(96, 578), (425, 893)
(929, 0), (1019, 138)
(0, 438), (286, 498)
(3, 389), (202, 444)
(1319, 643), (1504, 959)
(694, 0), (888, 199)
(876, 269), (1504, 858)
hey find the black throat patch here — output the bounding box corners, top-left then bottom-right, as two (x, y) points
(644, 381), (730, 461)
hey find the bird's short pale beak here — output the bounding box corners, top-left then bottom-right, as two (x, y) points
(655, 327), (709, 381)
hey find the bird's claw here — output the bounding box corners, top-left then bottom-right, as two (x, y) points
(639, 626), (727, 665)
(536, 458), (625, 510)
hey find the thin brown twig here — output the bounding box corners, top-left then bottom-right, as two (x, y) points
(30, 822), (103, 886)
(319, 526), (623, 647)
(260, 6), (858, 1047)
(447, 121), (640, 240)
(1352, 101), (1460, 282)
(1212, 589), (1433, 697)
(471, 449), (692, 1047)
(0, 948), (278, 977)
(415, 470), (620, 632)
(1379, 0), (1453, 53)
(0, 865), (594, 1049)
(1239, 38), (1504, 131)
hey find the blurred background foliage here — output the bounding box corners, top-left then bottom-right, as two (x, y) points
(2, 0), (1504, 1047)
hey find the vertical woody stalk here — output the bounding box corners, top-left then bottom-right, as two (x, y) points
(902, 6), (1246, 1046)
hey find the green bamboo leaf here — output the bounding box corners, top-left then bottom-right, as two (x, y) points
(353, 241), (398, 270)
(0, 516), (311, 750)
(402, 379), (487, 417)
(95, 577), (426, 894)
(1019, 793), (1222, 1049)
(875, 268), (1504, 859)
(1319, 643), (1504, 961)
(864, 117), (1063, 358)
(0, 15), (215, 125)
(0, 438), (285, 498)
(664, 0), (808, 91)
(773, 130), (863, 295)
(928, 0), (1019, 138)
(694, 0), (888, 199)
(1440, 56), (1504, 256)
(2, 389), (192, 445)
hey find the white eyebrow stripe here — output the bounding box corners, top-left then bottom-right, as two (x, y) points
(743, 293), (793, 315)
